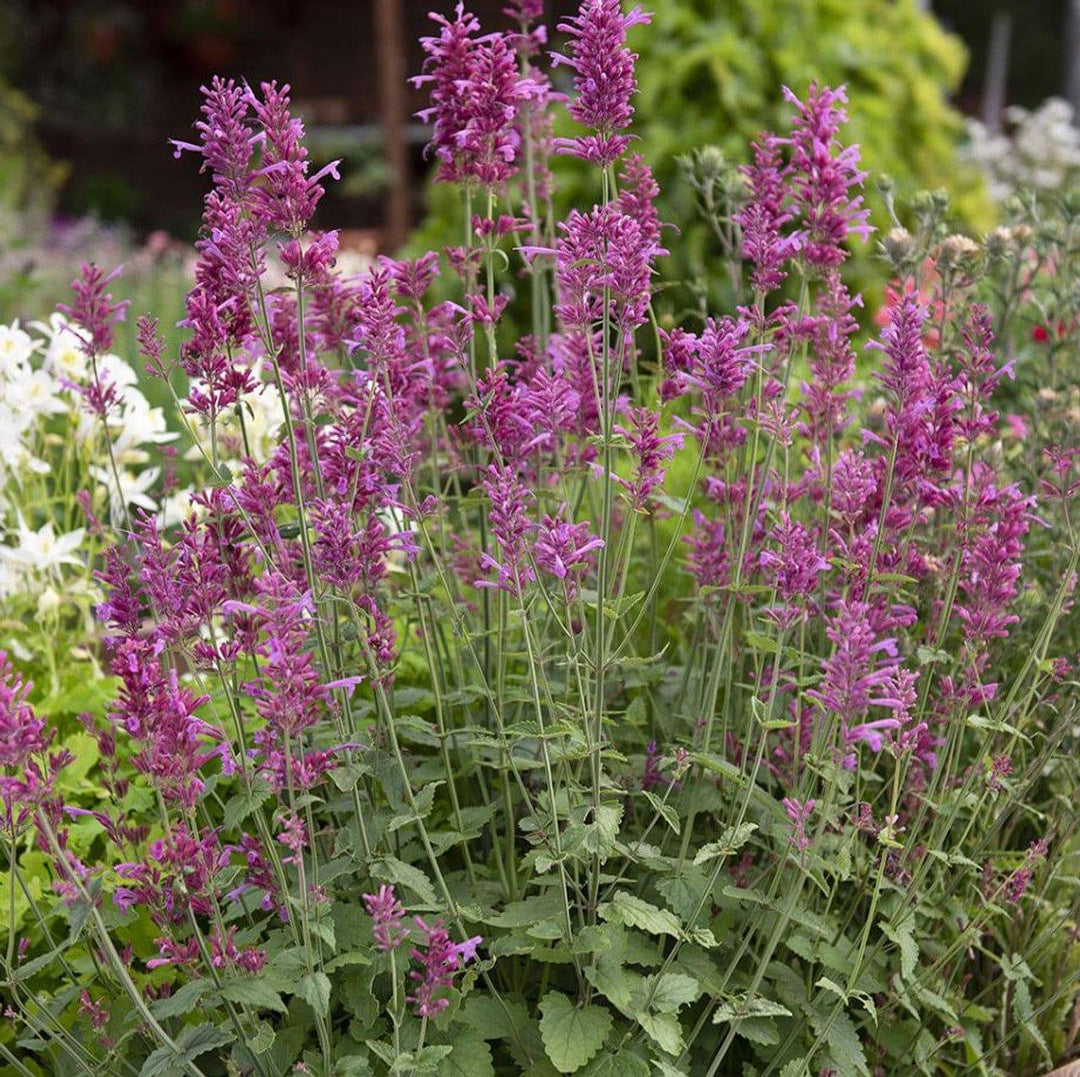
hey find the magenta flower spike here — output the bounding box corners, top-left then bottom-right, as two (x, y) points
(363, 884), (408, 953)
(407, 917), (483, 1017)
(552, 0), (652, 165)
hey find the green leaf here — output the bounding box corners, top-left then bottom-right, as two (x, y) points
(335, 1055), (373, 1076)
(12, 939), (74, 983)
(574, 803), (623, 862)
(636, 1012), (684, 1056)
(388, 781), (444, 833)
(330, 761), (372, 792)
(298, 971), (331, 1018)
(372, 856), (438, 905)
(656, 870), (708, 923)
(458, 995), (536, 1044)
(401, 1046), (454, 1072)
(778, 1058), (808, 1077)
(486, 893), (567, 929)
(223, 785), (270, 829)
(642, 790), (680, 835)
(735, 1016), (781, 1045)
(693, 823), (757, 864)
(218, 977), (287, 1014)
(600, 892), (680, 939)
(437, 1029), (495, 1077)
(713, 996), (793, 1022)
(744, 630), (779, 654)
(251, 1023), (275, 1055)
(539, 992), (613, 1073)
(815, 977), (848, 1003)
(580, 1052), (651, 1076)
(585, 957), (640, 1013)
(140, 1023), (235, 1076)
(808, 1008), (869, 1077)
(642, 974), (700, 1013)
(325, 951), (373, 973)
(1013, 979), (1052, 1063)
(150, 980), (212, 1020)
(880, 918), (918, 981)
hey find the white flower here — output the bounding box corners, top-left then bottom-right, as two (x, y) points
(0, 407), (47, 481)
(96, 352), (139, 393)
(36, 587), (62, 618)
(91, 464), (160, 520)
(114, 397), (179, 456)
(0, 516), (85, 572)
(184, 368), (285, 464)
(159, 486), (197, 528)
(967, 97), (1080, 202)
(3, 368), (67, 419)
(0, 322), (35, 380)
(0, 559), (15, 601)
(37, 313), (89, 383)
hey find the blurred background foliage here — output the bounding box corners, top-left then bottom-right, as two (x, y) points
(0, 0), (1075, 318)
(411, 0), (991, 315)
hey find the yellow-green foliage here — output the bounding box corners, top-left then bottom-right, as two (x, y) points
(636, 0), (988, 222)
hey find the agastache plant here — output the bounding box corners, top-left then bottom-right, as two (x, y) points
(4, 3), (1079, 1077)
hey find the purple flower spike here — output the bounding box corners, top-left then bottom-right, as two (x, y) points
(734, 132), (800, 294)
(407, 917), (483, 1017)
(59, 263), (130, 358)
(783, 83), (872, 266)
(477, 465), (536, 595)
(363, 884), (407, 953)
(414, 5), (541, 186)
(552, 0), (651, 165)
(534, 511), (604, 598)
(782, 797), (816, 851)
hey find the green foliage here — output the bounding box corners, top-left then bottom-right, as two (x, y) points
(3, 15), (1079, 1077)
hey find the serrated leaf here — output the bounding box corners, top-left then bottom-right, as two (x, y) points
(486, 893), (567, 929)
(251, 1022), (275, 1055)
(388, 781), (444, 833)
(600, 892), (680, 939)
(636, 1012), (684, 1056)
(713, 995), (793, 1022)
(808, 1007), (869, 1077)
(223, 786), (270, 830)
(325, 951), (373, 973)
(642, 790), (680, 835)
(880, 918), (918, 981)
(1013, 979), (1051, 1062)
(581, 1052), (651, 1076)
(400, 1045), (453, 1072)
(298, 971), (331, 1018)
(436, 1028), (495, 1077)
(539, 992), (613, 1073)
(150, 979), (212, 1020)
(12, 939), (74, 983)
(372, 856), (438, 905)
(140, 1022), (235, 1076)
(218, 977), (287, 1014)
(642, 974), (700, 1013)
(335, 1055), (373, 1076)
(655, 869), (708, 923)
(576, 803), (623, 861)
(693, 823), (757, 865)
(735, 1016), (780, 1045)
(818, 977), (849, 1003)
